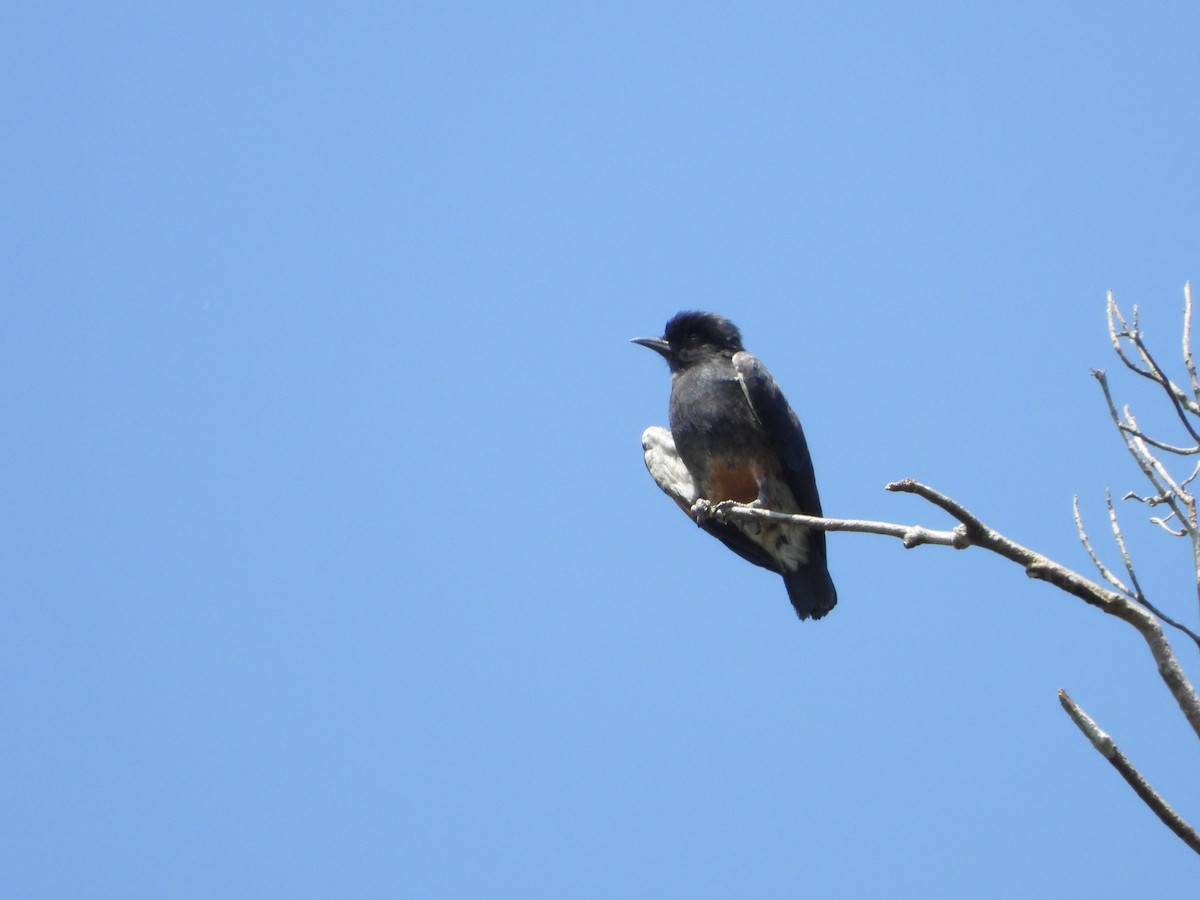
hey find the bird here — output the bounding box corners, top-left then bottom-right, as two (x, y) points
(632, 311), (837, 620)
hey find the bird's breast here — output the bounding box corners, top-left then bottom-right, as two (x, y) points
(669, 364), (778, 502)
(704, 460), (761, 504)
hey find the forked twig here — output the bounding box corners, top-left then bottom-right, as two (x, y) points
(1109, 293), (1200, 418)
(1075, 491), (1200, 649)
(1074, 496), (1132, 597)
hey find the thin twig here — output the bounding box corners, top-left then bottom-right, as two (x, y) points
(1094, 371), (1190, 530)
(1126, 409), (1188, 503)
(1151, 517), (1189, 537)
(1116, 423), (1200, 456)
(1185, 282), (1199, 406)
(1109, 294), (1200, 416)
(1106, 490), (1143, 600)
(1104, 492), (1200, 649)
(1058, 690), (1200, 855)
(1129, 334), (1200, 445)
(1132, 601), (1200, 650)
(1074, 496), (1133, 596)
(1182, 460), (1200, 491)
(1109, 294), (1154, 380)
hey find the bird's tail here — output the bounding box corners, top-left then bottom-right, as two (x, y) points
(783, 565), (838, 621)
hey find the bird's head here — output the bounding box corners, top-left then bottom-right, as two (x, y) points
(631, 311), (744, 373)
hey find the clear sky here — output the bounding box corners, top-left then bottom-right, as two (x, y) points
(5, 3), (1200, 897)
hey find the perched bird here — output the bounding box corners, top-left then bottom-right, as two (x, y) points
(632, 311), (837, 620)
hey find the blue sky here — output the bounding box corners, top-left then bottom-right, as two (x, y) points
(5, 3), (1200, 896)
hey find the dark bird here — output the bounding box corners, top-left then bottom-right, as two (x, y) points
(632, 311), (837, 620)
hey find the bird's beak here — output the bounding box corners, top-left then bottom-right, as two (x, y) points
(631, 336), (672, 360)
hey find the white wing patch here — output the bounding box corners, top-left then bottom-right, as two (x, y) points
(641, 426), (699, 513)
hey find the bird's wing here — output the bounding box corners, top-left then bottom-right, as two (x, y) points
(732, 352), (823, 518)
(641, 426), (698, 513)
(733, 352), (837, 619)
(641, 426), (780, 572)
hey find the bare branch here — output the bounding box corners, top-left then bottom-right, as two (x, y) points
(883, 479), (992, 542)
(700, 494), (1200, 657)
(880, 479), (1200, 742)
(1058, 690), (1200, 855)
(1130, 601), (1200, 650)
(692, 500), (970, 550)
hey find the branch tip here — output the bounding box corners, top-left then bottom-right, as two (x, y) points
(1058, 690), (1200, 854)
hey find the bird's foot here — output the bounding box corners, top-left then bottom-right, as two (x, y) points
(693, 499), (744, 523)
(712, 500), (742, 521)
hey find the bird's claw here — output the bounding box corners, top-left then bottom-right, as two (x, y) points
(691, 499), (742, 523)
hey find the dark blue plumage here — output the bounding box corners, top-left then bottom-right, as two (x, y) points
(633, 311), (837, 621)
